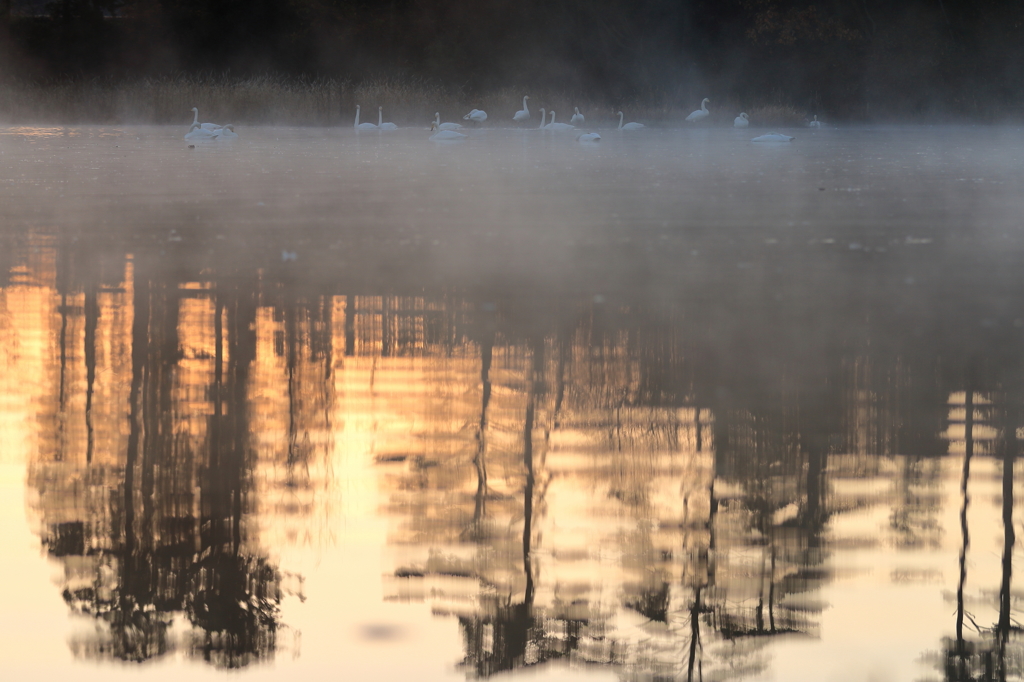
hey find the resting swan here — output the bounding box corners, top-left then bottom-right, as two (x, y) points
(685, 98), (710, 122)
(433, 113), (462, 131)
(751, 133), (795, 143)
(513, 96), (530, 122)
(213, 124), (238, 140)
(378, 107), (398, 130)
(545, 110), (575, 131)
(191, 107), (219, 131)
(617, 111), (644, 130)
(734, 112), (749, 128)
(570, 107), (585, 125)
(185, 122), (217, 141)
(429, 123), (467, 140)
(464, 109), (488, 122)
(575, 132), (601, 142)
(354, 105), (378, 130)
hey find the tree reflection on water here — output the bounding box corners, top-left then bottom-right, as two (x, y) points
(2, 225), (1022, 678)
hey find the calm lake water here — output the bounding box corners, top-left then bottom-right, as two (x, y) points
(1, 124), (1024, 682)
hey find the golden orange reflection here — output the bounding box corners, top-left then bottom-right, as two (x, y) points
(2, 235), (1022, 679)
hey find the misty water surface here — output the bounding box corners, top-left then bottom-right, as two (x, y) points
(1, 124), (1024, 682)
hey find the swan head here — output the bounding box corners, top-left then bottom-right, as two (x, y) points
(191, 107), (198, 114)
(617, 111), (624, 116)
(740, 113), (748, 119)
(703, 98), (710, 105)
(575, 107), (580, 114)
(379, 106), (383, 111)
(356, 104), (361, 110)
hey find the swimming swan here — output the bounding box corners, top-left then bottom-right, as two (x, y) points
(576, 132), (601, 142)
(570, 107), (585, 125)
(354, 105), (378, 130)
(213, 124), (238, 140)
(378, 107), (398, 130)
(191, 107), (219, 131)
(751, 133), (795, 143)
(808, 115), (822, 128)
(617, 111), (644, 130)
(433, 113), (463, 131)
(545, 110), (575, 131)
(464, 109), (488, 122)
(185, 122), (217, 141)
(734, 112), (749, 128)
(513, 96), (530, 122)
(429, 124), (467, 141)
(685, 98), (710, 122)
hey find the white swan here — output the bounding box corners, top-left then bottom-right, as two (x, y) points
(617, 111), (644, 130)
(544, 110), (575, 131)
(751, 132), (795, 143)
(429, 123), (467, 141)
(191, 107), (219, 131)
(212, 124), (238, 140)
(808, 115), (822, 128)
(464, 109), (488, 122)
(734, 112), (749, 128)
(378, 107), (398, 130)
(513, 96), (530, 122)
(433, 113), (462, 131)
(354, 105), (378, 130)
(185, 122), (217, 141)
(570, 107), (585, 125)
(575, 132), (601, 142)
(685, 98), (710, 122)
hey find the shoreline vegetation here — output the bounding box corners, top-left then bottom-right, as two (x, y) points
(0, 74), (815, 127)
(2, 2), (1022, 126)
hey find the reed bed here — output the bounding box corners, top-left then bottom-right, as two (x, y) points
(0, 74), (814, 127)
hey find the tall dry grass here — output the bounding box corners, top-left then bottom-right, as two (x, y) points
(0, 74), (813, 127)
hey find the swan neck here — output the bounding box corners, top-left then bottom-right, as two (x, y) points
(378, 108), (383, 126)
(618, 112), (624, 129)
(539, 109), (545, 128)
(355, 106), (360, 127)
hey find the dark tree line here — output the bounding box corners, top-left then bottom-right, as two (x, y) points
(2, 0), (1023, 117)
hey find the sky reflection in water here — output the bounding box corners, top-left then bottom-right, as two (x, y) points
(1, 125), (1023, 681)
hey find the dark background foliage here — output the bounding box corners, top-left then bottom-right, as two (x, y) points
(1, 0), (1023, 118)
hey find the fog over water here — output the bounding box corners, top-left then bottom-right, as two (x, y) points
(2, 124), (1024, 681)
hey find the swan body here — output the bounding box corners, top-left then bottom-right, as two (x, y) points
(191, 107), (219, 131)
(378, 107), (398, 130)
(213, 124), (238, 140)
(513, 96), (530, 122)
(428, 123), (468, 139)
(751, 132), (795, 143)
(617, 111), (644, 130)
(570, 107), (585, 125)
(185, 123), (217, 141)
(433, 113), (463, 131)
(734, 112), (749, 128)
(685, 98), (710, 122)
(354, 105), (378, 130)
(464, 109), (488, 122)
(576, 132), (601, 142)
(808, 115), (822, 128)
(544, 110), (575, 131)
